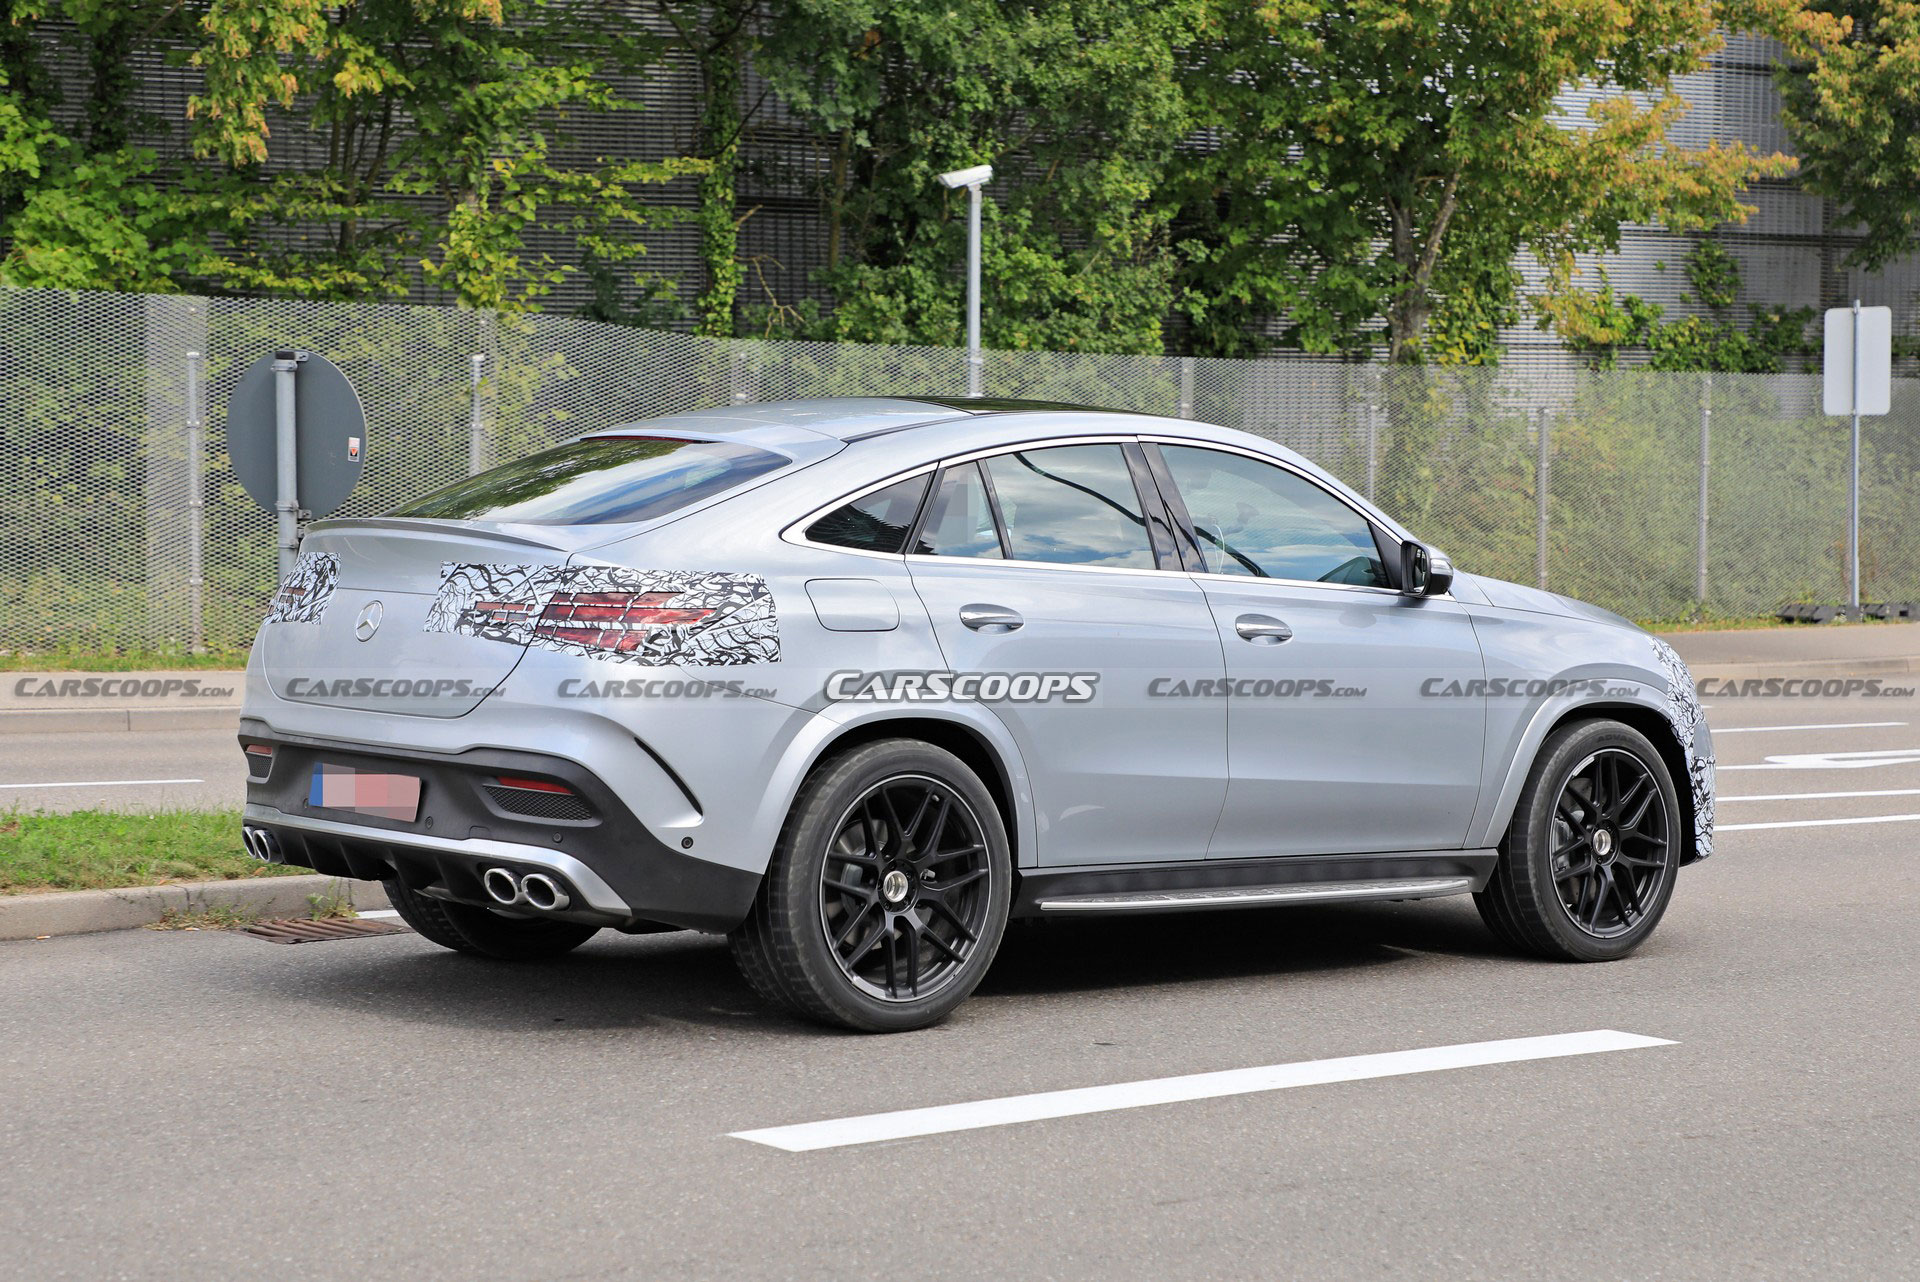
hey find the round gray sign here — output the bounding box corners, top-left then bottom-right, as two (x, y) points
(226, 351), (368, 520)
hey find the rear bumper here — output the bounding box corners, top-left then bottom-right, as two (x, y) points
(238, 722), (760, 932)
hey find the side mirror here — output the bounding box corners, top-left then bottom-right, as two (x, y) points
(1399, 540), (1454, 596)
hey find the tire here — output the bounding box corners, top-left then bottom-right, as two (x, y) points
(1476, 718), (1682, 962)
(383, 877), (600, 961)
(730, 739), (1012, 1032)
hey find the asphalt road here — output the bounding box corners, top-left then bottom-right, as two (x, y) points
(0, 727), (244, 812)
(4, 702), (1920, 1279)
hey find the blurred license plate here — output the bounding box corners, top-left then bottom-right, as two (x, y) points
(308, 763), (422, 822)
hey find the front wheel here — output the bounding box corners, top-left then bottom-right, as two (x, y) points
(1476, 719), (1682, 962)
(730, 739), (1012, 1032)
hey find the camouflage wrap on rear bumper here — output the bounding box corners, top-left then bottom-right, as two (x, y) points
(1651, 637), (1714, 861)
(424, 563), (778, 666)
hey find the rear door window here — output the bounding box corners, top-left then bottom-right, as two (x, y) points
(915, 462), (1004, 558)
(982, 444), (1157, 570)
(396, 436), (788, 526)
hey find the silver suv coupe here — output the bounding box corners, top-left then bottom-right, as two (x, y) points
(240, 397), (1715, 1031)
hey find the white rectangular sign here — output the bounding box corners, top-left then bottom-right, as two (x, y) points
(1824, 305), (1893, 416)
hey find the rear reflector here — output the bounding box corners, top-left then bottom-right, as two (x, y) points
(244, 744), (273, 757)
(533, 591), (718, 654)
(493, 775), (573, 795)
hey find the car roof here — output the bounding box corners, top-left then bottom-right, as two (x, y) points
(580, 396), (1155, 446)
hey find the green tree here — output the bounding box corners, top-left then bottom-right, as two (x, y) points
(1776, 2), (1920, 272)
(753, 0), (1199, 355)
(1172, 0), (1810, 363)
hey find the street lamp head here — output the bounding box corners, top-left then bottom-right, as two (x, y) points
(937, 164), (993, 189)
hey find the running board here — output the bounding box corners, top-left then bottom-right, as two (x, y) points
(1010, 849), (1498, 919)
(1035, 876), (1476, 915)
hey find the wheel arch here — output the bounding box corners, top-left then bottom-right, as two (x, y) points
(761, 708), (1032, 874)
(1476, 695), (1702, 865)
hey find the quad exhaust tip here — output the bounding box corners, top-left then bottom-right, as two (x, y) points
(520, 872), (569, 912)
(242, 826), (280, 862)
(480, 866), (572, 913)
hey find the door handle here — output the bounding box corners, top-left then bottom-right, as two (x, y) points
(959, 603), (1024, 633)
(1234, 614), (1292, 644)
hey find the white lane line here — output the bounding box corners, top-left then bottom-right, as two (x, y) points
(0, 778), (203, 789)
(356, 908), (402, 920)
(1720, 812), (1920, 832)
(729, 1030), (1675, 1152)
(1720, 748), (1920, 771)
(1711, 721), (1906, 735)
(1722, 788), (1920, 803)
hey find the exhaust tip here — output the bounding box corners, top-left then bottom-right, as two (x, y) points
(242, 826), (279, 862)
(520, 872), (569, 912)
(481, 867), (522, 906)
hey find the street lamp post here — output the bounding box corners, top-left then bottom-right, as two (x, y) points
(938, 164), (993, 397)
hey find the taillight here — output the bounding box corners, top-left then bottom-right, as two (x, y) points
(533, 592), (718, 653)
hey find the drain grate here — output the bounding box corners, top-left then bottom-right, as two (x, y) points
(244, 917), (413, 945)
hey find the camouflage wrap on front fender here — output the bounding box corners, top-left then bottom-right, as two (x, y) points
(264, 552), (339, 625)
(1650, 637), (1714, 861)
(424, 563), (778, 666)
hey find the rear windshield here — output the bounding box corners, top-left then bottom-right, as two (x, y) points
(394, 436), (788, 526)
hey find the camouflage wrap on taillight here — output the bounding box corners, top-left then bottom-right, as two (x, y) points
(424, 563), (779, 666)
(1650, 637), (1714, 862)
(264, 552), (339, 625)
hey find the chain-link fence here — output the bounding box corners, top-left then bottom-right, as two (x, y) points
(2, 285), (1916, 653)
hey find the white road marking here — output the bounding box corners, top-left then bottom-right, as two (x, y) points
(729, 1030), (1675, 1152)
(1722, 788), (1920, 803)
(356, 908), (402, 920)
(1711, 721), (1906, 735)
(1720, 748), (1920, 771)
(0, 778), (203, 789)
(1720, 812), (1920, 832)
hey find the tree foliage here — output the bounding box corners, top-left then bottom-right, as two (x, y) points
(0, 0), (1878, 365)
(1776, 1), (1920, 270)
(1171, 0), (1812, 363)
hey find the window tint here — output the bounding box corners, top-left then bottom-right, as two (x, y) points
(1160, 445), (1387, 586)
(806, 474), (931, 552)
(396, 436), (787, 526)
(915, 462), (1003, 558)
(981, 445), (1156, 569)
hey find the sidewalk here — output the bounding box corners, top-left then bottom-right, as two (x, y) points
(0, 670), (243, 734)
(1659, 622), (1920, 681)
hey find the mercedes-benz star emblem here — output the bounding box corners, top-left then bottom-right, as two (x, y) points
(354, 600), (385, 642)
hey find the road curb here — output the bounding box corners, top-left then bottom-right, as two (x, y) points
(0, 874), (389, 941)
(0, 706), (241, 735)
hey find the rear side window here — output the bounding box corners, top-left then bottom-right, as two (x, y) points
(806, 474), (931, 553)
(395, 436), (788, 526)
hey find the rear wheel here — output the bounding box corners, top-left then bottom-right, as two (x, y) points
(1476, 719), (1681, 962)
(730, 739), (1011, 1032)
(384, 877), (599, 960)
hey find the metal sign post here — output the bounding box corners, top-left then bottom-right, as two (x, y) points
(227, 350), (368, 579)
(1823, 302), (1893, 611)
(937, 164), (993, 397)
(272, 350), (301, 580)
